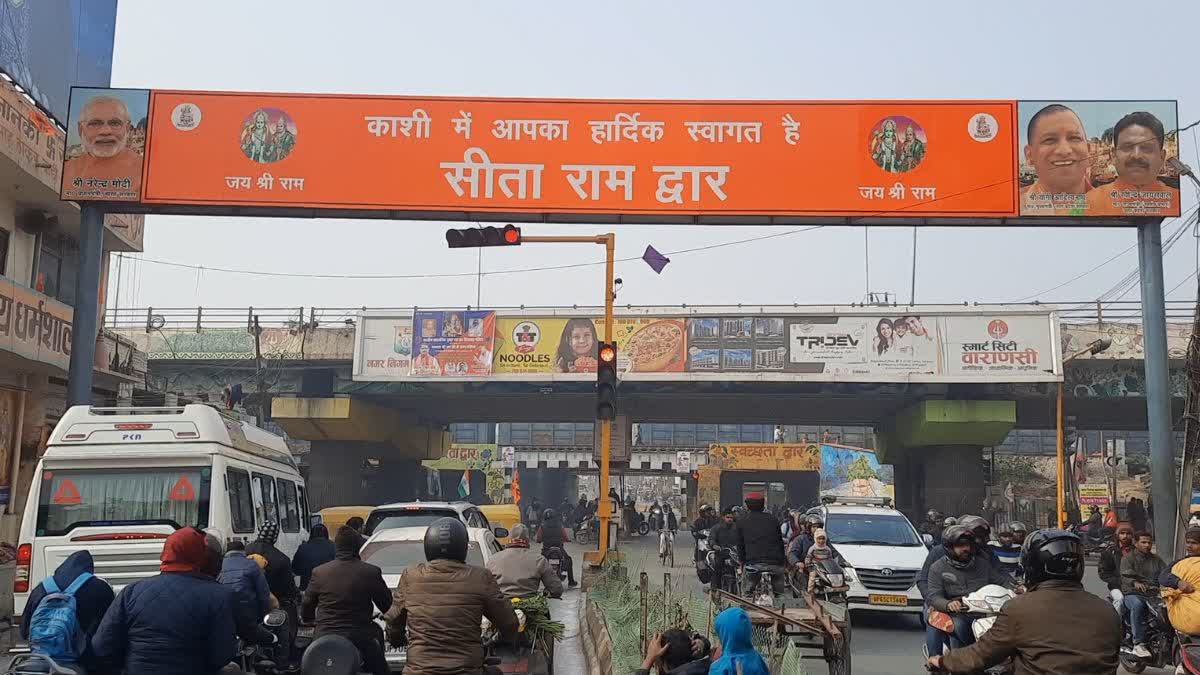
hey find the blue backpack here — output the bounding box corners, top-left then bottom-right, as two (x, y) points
(28, 572), (93, 663)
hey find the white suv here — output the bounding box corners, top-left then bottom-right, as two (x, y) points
(807, 496), (927, 615)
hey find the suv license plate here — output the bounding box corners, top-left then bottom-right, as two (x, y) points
(868, 594), (908, 606)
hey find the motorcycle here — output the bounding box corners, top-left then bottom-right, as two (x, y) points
(627, 509), (651, 537)
(649, 506), (663, 532)
(573, 517), (596, 546)
(484, 601), (553, 675)
(807, 557), (850, 606)
(1119, 590), (1186, 674)
(742, 563), (788, 608)
(925, 585), (1015, 674)
(544, 546), (569, 583)
(694, 531), (712, 583)
(240, 608), (294, 674)
(3, 653), (79, 675)
(299, 634), (376, 675)
(707, 545), (740, 595)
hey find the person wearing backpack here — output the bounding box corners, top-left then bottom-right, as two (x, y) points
(20, 550), (114, 673)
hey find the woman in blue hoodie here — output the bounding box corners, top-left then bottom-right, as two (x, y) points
(21, 550), (115, 672)
(709, 607), (770, 675)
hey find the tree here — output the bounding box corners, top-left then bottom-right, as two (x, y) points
(847, 455), (879, 482)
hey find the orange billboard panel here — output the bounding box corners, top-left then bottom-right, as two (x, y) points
(131, 92), (1017, 217)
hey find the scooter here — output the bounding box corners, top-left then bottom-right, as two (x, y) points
(925, 585), (1015, 675)
(807, 557), (850, 605)
(484, 604), (553, 675)
(627, 509), (651, 537)
(573, 518), (596, 546)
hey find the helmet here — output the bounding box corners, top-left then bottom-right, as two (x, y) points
(805, 514), (824, 527)
(941, 525), (975, 566)
(1008, 521), (1027, 534)
(943, 516), (958, 527)
(424, 517), (469, 563)
(926, 509), (941, 521)
(543, 509), (558, 522)
(744, 492), (765, 512)
(958, 515), (991, 540)
(700, 504), (714, 515)
(1021, 528), (1084, 587)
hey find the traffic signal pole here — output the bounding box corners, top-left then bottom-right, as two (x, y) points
(506, 233), (617, 566)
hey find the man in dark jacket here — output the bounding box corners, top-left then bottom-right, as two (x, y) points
(928, 526), (1015, 647)
(635, 628), (712, 675)
(218, 539), (272, 644)
(385, 518), (518, 675)
(245, 519), (299, 659)
(708, 508), (739, 550)
(22, 550), (114, 672)
(293, 524), (336, 590)
(91, 527), (237, 675)
(535, 509), (577, 588)
(301, 526), (393, 675)
(1121, 530), (1168, 658)
(1098, 522), (1134, 610)
(930, 529), (1120, 675)
(735, 493), (786, 595)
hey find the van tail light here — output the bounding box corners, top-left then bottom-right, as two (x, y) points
(14, 544), (31, 593)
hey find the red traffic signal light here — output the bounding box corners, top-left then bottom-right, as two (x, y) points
(446, 224), (522, 248)
(598, 343), (616, 364)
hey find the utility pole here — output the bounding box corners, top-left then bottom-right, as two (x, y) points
(66, 205), (106, 406)
(1139, 219), (1177, 547)
(253, 315), (266, 421)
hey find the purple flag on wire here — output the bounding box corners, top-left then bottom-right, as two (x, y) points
(642, 245), (670, 274)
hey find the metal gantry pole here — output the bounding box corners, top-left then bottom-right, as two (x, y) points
(1138, 219), (1177, 543)
(67, 205), (106, 406)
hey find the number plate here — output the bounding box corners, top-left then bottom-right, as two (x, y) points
(868, 593), (908, 606)
(296, 626), (314, 638)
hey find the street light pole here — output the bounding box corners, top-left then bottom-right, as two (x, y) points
(1057, 338), (1112, 528)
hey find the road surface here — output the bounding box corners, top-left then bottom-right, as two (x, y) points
(569, 530), (1122, 675)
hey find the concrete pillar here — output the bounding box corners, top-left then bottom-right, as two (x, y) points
(920, 445), (986, 519)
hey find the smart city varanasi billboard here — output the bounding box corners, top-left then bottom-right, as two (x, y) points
(61, 88), (1181, 221)
(353, 307), (1061, 383)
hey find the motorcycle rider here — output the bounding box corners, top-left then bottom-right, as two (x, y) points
(245, 520), (300, 663)
(91, 527), (237, 675)
(1121, 530), (1168, 659)
(928, 528), (1121, 674)
(1098, 522), (1135, 612)
(1160, 527), (1200, 594)
(927, 525), (1015, 648)
(957, 515), (1006, 574)
(384, 518), (519, 675)
(301, 526), (393, 675)
(787, 514), (825, 567)
(989, 524), (1021, 578)
(919, 509), (944, 540)
(22, 550), (114, 674)
(1085, 506), (1105, 545)
(735, 493), (787, 596)
(536, 508), (578, 588)
(293, 523), (336, 591)
(486, 523), (563, 599)
(217, 539), (273, 648)
(1008, 520), (1028, 546)
(692, 504), (719, 540)
(649, 499), (662, 532)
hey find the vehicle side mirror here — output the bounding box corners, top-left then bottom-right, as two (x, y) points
(263, 609), (288, 627)
(494, 527), (509, 539)
(922, 533), (934, 547)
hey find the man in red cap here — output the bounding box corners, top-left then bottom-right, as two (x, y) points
(736, 493), (788, 596)
(91, 527), (238, 674)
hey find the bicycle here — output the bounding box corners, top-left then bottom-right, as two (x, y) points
(659, 528), (675, 567)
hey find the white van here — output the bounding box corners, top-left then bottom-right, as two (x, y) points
(14, 405), (309, 616)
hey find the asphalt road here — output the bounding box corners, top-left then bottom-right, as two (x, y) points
(572, 530), (1128, 675)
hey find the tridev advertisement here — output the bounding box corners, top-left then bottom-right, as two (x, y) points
(787, 315), (942, 376)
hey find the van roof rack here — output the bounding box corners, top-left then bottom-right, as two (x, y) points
(820, 495), (893, 508)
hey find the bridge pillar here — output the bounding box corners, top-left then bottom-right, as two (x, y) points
(271, 397), (450, 459)
(303, 440), (430, 510)
(878, 400), (1015, 521)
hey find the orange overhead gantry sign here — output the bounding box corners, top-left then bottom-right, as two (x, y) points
(61, 88), (1180, 224)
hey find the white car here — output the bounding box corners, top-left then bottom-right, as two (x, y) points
(363, 501), (509, 541)
(808, 496), (928, 615)
(359, 526), (504, 671)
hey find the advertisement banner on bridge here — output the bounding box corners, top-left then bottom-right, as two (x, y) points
(354, 308), (1060, 383)
(411, 311), (495, 377)
(61, 87), (1182, 222)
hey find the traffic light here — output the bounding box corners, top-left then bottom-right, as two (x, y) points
(596, 341), (618, 420)
(445, 224), (522, 248)
(1064, 415), (1079, 450)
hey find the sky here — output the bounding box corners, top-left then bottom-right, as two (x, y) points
(105, 0), (1200, 317)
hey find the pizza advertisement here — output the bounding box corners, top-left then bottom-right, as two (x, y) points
(611, 318), (687, 374)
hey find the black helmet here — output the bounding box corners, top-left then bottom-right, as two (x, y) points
(1021, 528), (1084, 587)
(424, 517), (469, 563)
(941, 525), (975, 565)
(543, 508), (558, 522)
(805, 514), (824, 527)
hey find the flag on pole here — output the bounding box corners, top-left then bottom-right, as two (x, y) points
(511, 467), (522, 504)
(457, 469), (471, 498)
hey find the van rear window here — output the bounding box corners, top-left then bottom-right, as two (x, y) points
(36, 467), (211, 536)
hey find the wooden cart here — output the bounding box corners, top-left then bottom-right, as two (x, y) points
(712, 587), (851, 675)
